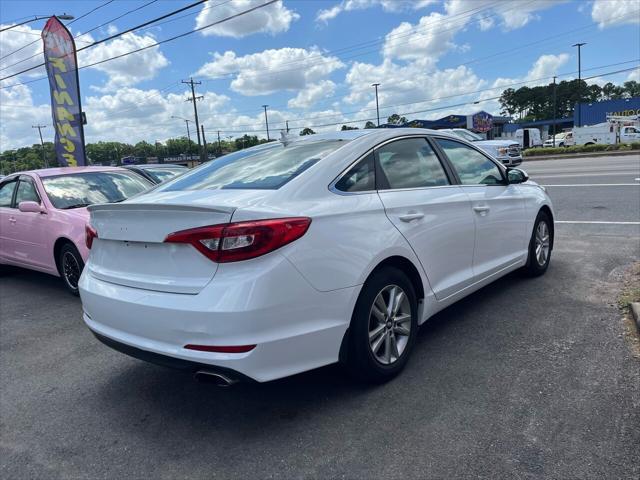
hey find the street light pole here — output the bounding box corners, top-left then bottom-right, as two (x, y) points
(262, 105), (270, 141)
(572, 42), (586, 127)
(171, 116), (193, 157)
(552, 76), (557, 147)
(372, 83), (381, 126)
(0, 13), (74, 32)
(32, 124), (48, 168)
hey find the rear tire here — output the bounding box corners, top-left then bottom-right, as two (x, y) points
(523, 211), (552, 277)
(58, 243), (84, 296)
(346, 266), (418, 383)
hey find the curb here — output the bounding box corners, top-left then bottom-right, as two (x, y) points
(523, 150), (640, 162)
(631, 302), (640, 330)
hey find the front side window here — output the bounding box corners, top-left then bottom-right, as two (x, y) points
(376, 138), (449, 190)
(42, 171), (152, 209)
(0, 179), (17, 208)
(334, 152), (375, 192)
(436, 138), (504, 186)
(162, 140), (348, 191)
(15, 179), (40, 204)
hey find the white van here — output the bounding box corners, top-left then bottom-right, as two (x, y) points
(515, 128), (543, 149)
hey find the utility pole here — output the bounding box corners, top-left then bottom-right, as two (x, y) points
(182, 77), (204, 162)
(201, 124), (208, 161)
(552, 76), (557, 147)
(171, 116), (193, 157)
(262, 105), (270, 141)
(32, 124), (48, 168)
(372, 83), (381, 126)
(286, 120), (289, 133)
(217, 130), (221, 155)
(572, 43), (586, 127)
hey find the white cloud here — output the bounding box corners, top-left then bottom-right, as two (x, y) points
(288, 80), (336, 109)
(493, 0), (559, 31)
(196, 47), (344, 96)
(195, 0), (299, 38)
(627, 69), (640, 82)
(78, 32), (169, 91)
(0, 24), (47, 79)
(591, 0), (640, 28)
(316, 0), (436, 24)
(382, 11), (464, 66)
(0, 84), (50, 150)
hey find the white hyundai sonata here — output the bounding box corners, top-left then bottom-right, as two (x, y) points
(79, 129), (554, 384)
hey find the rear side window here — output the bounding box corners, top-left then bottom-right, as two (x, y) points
(15, 179), (40, 204)
(376, 138), (449, 190)
(162, 140), (348, 191)
(0, 180), (17, 207)
(334, 152), (375, 192)
(436, 138), (503, 186)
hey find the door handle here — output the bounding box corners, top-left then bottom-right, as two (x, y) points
(399, 213), (424, 222)
(473, 206), (490, 212)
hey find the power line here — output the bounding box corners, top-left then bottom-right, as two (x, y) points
(0, 0), (159, 69)
(0, 0), (208, 81)
(0, 0), (115, 63)
(199, 64), (639, 135)
(0, 0), (274, 85)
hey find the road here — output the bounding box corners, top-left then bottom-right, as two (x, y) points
(1, 154), (639, 479)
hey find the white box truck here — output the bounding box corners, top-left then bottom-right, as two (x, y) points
(565, 115), (640, 146)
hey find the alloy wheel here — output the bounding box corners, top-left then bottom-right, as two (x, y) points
(368, 285), (412, 365)
(62, 251), (81, 290)
(535, 221), (550, 267)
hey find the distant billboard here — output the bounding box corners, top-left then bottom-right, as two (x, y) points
(468, 111), (493, 133)
(42, 16), (86, 166)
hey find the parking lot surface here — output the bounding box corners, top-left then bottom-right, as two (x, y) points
(1, 154), (639, 479)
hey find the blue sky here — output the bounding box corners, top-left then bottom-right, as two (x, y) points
(0, 0), (638, 149)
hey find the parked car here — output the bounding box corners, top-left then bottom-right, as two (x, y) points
(80, 129), (554, 385)
(124, 164), (188, 184)
(441, 128), (522, 166)
(0, 167), (153, 295)
(543, 132), (567, 148)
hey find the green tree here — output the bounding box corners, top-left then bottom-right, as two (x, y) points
(364, 121), (377, 129)
(387, 113), (407, 125)
(340, 125), (359, 130)
(300, 127), (316, 136)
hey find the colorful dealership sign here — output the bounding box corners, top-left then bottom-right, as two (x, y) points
(468, 111), (493, 133)
(42, 16), (86, 166)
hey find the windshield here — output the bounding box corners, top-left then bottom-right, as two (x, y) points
(42, 171), (152, 209)
(161, 140), (348, 191)
(454, 130), (483, 142)
(143, 167), (188, 183)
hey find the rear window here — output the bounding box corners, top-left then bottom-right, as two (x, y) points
(42, 171), (152, 209)
(161, 140), (348, 191)
(143, 167), (187, 183)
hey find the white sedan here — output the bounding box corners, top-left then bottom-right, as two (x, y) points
(79, 129), (554, 385)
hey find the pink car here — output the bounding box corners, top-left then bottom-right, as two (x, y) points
(0, 166), (152, 295)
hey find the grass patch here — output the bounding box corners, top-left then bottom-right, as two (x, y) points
(524, 142), (640, 157)
(618, 262), (640, 313)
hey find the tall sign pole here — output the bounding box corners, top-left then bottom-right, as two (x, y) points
(42, 16), (87, 166)
(372, 83), (381, 126)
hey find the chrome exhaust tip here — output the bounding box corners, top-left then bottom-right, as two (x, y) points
(194, 370), (237, 387)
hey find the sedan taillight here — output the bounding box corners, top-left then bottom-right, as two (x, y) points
(164, 217), (311, 263)
(85, 224), (98, 249)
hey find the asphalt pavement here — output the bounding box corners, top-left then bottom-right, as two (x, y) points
(1, 154), (639, 479)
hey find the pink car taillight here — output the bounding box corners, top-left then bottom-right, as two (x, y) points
(164, 217), (311, 263)
(85, 224), (98, 249)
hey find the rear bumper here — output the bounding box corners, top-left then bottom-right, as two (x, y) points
(79, 252), (359, 382)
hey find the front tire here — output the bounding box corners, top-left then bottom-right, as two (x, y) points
(523, 211), (552, 277)
(346, 266), (418, 383)
(59, 243), (84, 296)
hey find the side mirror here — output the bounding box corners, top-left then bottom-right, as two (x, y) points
(18, 201), (45, 213)
(507, 168), (529, 184)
